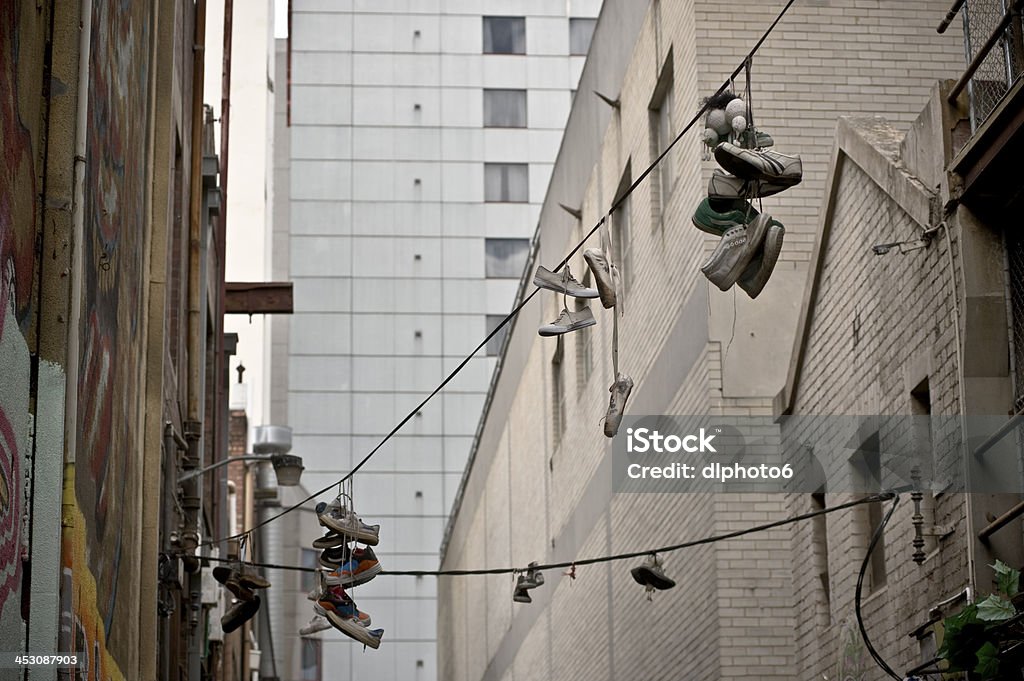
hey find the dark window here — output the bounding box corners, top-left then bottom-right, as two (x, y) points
(301, 639), (321, 681)
(552, 337), (565, 449)
(484, 163), (528, 203)
(485, 238), (530, 278)
(484, 89), (527, 127)
(483, 16), (526, 54)
(300, 548), (318, 592)
(485, 314), (509, 356)
(569, 18), (597, 55)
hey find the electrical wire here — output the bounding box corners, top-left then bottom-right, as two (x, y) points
(854, 493), (902, 680)
(203, 491), (893, 576)
(200, 0), (802, 549)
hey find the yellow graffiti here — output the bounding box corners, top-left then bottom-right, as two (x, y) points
(61, 463), (126, 681)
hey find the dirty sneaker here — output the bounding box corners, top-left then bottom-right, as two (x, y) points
(533, 265), (599, 298)
(583, 248), (616, 309)
(713, 142), (802, 188)
(604, 373), (634, 438)
(738, 219), (785, 299)
(700, 213), (771, 291)
(538, 306), (596, 337)
(691, 197), (758, 237)
(325, 546), (382, 587)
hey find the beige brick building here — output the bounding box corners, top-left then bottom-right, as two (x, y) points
(434, 0), (1024, 679)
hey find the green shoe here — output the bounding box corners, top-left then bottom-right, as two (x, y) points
(691, 197), (759, 237)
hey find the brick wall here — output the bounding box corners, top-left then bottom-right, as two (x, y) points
(438, 2), (970, 680)
(228, 409), (248, 534)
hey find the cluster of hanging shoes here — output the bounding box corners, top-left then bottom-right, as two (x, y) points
(216, 561), (271, 633)
(534, 248), (634, 438)
(694, 91), (802, 297)
(300, 495), (385, 649)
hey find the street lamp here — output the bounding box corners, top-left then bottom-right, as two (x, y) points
(177, 452), (305, 486)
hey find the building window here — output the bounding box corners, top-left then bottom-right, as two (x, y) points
(484, 89), (527, 128)
(552, 337), (565, 450)
(483, 16), (526, 54)
(485, 238), (530, 278)
(851, 428), (887, 592)
(300, 548), (318, 592)
(569, 18), (597, 55)
(301, 639), (321, 681)
(575, 296), (592, 395)
(485, 314), (509, 356)
(612, 193), (633, 293)
(650, 53), (676, 213)
(484, 163), (529, 203)
(810, 490), (831, 625)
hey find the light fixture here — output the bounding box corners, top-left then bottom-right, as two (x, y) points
(270, 454), (304, 486)
(178, 452), (305, 486)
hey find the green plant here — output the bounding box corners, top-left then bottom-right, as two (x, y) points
(938, 561), (1024, 680)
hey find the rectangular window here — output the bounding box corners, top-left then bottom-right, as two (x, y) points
(484, 89), (527, 128)
(575, 297), (592, 395)
(851, 431), (887, 592)
(650, 53), (676, 213)
(301, 639), (321, 681)
(300, 548), (318, 592)
(483, 16), (526, 54)
(810, 490), (831, 624)
(612, 194), (633, 293)
(552, 337), (565, 449)
(569, 18), (597, 55)
(485, 238), (530, 278)
(484, 163), (529, 203)
(485, 314), (509, 356)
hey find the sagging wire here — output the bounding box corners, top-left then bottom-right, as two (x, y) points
(200, 0), (803, 549)
(855, 493), (902, 680)
(203, 491), (894, 577)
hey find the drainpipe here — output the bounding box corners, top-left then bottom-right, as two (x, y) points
(185, 3), (207, 681)
(58, 0), (91, 660)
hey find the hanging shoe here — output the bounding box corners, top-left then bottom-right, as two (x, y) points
(299, 611), (334, 637)
(213, 566), (256, 602)
(604, 373), (634, 438)
(713, 142), (802, 188)
(237, 569), (271, 591)
(583, 248), (616, 309)
(691, 197), (759, 237)
(319, 588), (383, 648)
(631, 555), (676, 591)
(316, 501), (380, 546)
(538, 306), (596, 337)
(320, 544), (352, 569)
(737, 220), (785, 299)
(221, 595), (261, 633)
(325, 546), (382, 587)
(534, 265), (599, 298)
(707, 169), (789, 202)
(700, 213), (771, 292)
(313, 531), (348, 549)
(512, 576), (533, 603)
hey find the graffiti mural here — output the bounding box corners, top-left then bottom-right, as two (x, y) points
(0, 0), (41, 655)
(68, 0), (152, 671)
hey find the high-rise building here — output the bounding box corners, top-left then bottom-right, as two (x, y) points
(276, 2), (602, 677)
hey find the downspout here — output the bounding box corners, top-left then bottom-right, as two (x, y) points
(60, 0), (92, 659)
(185, 3), (207, 681)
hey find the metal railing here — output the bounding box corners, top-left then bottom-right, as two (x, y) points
(943, 0), (1024, 132)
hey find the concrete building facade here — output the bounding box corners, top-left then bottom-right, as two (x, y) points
(279, 2), (601, 678)
(437, 1), (977, 680)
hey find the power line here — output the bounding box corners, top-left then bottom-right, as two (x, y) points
(203, 492), (895, 576)
(201, 0), (802, 548)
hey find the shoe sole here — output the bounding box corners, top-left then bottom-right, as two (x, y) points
(326, 563), (382, 588)
(738, 223), (784, 299)
(583, 249), (616, 309)
(319, 515), (380, 545)
(313, 533), (348, 549)
(714, 145), (801, 187)
(324, 610), (382, 648)
(630, 566), (677, 591)
(537, 316), (597, 337)
(533, 273), (600, 299)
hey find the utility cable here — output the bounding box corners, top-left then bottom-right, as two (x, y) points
(203, 491), (893, 576)
(201, 0), (802, 548)
(855, 493), (902, 680)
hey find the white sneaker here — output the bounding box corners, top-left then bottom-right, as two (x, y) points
(538, 306), (596, 337)
(604, 373), (634, 438)
(533, 265), (599, 298)
(299, 614), (333, 637)
(583, 249), (616, 309)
